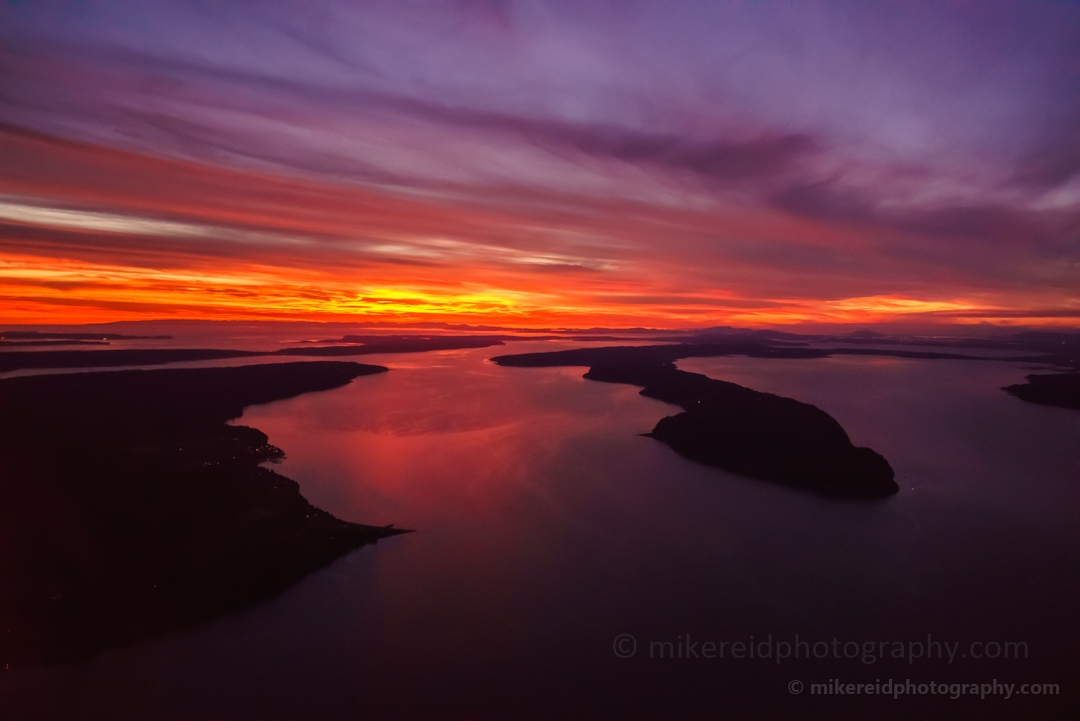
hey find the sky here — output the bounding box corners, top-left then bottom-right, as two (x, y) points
(1, 0), (1078, 329)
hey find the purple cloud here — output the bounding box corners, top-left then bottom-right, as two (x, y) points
(1, 0), (1078, 321)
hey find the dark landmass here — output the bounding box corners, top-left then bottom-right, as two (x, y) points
(822, 347), (995, 361)
(0, 335), (508, 373)
(340, 334), (503, 345)
(490, 342), (990, 368)
(677, 328), (1080, 369)
(964, 332), (1080, 369)
(820, 331), (1080, 369)
(493, 343), (826, 367)
(563, 335), (691, 343)
(0, 331), (172, 340)
(0, 340), (111, 347)
(493, 346), (898, 497)
(1003, 373), (1080, 411)
(0, 361), (406, 667)
(282, 335), (505, 355)
(0, 347), (259, 373)
(296, 333), (688, 344)
(324, 328), (1080, 367)
(686, 326), (803, 341)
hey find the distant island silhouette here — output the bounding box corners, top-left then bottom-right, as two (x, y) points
(279, 335), (504, 356)
(0, 331), (173, 341)
(0, 330), (171, 349)
(1003, 373), (1080, 411)
(5, 329), (1075, 375)
(0, 340), (111, 347)
(493, 345), (898, 498)
(0, 361), (406, 668)
(0, 335), (506, 373)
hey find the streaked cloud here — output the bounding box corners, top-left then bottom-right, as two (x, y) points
(0, 1), (1077, 328)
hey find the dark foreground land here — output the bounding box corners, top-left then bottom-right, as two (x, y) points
(493, 346), (898, 497)
(0, 362), (406, 667)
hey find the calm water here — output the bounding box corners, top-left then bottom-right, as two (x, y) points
(2, 344), (1078, 719)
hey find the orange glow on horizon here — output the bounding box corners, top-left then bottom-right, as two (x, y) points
(1, 126), (1077, 331)
(5, 250), (1074, 330)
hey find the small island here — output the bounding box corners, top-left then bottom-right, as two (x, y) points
(0, 361), (406, 667)
(493, 347), (898, 498)
(1003, 373), (1080, 411)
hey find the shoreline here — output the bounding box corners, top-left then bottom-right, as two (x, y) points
(493, 346), (899, 497)
(0, 361), (408, 668)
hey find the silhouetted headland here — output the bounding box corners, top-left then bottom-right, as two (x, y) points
(489, 341), (996, 368)
(0, 335), (506, 373)
(0, 331), (172, 341)
(0, 340), (111, 347)
(0, 347), (259, 372)
(493, 346), (898, 498)
(1003, 373), (1080, 411)
(0, 361), (407, 667)
(280, 335), (504, 355)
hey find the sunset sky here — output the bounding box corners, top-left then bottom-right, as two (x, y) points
(1, 1), (1078, 329)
